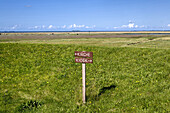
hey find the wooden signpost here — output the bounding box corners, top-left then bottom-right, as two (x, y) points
(74, 51), (93, 103)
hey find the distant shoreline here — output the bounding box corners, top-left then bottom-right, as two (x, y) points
(1, 30), (170, 33)
(1, 31), (170, 35)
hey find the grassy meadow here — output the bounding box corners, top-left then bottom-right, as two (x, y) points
(0, 33), (170, 49)
(0, 33), (170, 112)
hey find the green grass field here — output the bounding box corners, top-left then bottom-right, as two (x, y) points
(1, 34), (170, 49)
(0, 35), (170, 112)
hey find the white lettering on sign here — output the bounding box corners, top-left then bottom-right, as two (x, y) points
(75, 58), (93, 63)
(75, 53), (90, 57)
(75, 51), (93, 58)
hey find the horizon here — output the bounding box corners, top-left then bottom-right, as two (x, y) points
(1, 30), (170, 33)
(1, 0), (170, 31)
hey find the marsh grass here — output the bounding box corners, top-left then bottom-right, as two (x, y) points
(1, 34), (170, 49)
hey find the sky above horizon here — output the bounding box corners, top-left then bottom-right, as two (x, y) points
(1, 0), (170, 31)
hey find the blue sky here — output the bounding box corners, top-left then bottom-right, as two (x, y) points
(0, 0), (170, 31)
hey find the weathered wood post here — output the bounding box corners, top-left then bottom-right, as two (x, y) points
(82, 63), (86, 103)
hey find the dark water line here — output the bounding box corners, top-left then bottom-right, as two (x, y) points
(1, 30), (170, 35)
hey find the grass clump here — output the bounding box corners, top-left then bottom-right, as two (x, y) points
(17, 100), (42, 112)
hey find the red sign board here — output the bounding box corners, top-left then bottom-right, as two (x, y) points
(75, 51), (93, 58)
(75, 58), (93, 63)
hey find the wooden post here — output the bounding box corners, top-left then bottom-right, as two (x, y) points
(82, 63), (86, 103)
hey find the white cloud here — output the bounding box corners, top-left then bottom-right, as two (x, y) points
(114, 21), (146, 29)
(139, 25), (145, 28)
(69, 24), (86, 28)
(33, 26), (43, 29)
(85, 25), (96, 29)
(48, 25), (54, 29)
(129, 23), (135, 28)
(73, 24), (77, 28)
(61, 25), (66, 28)
(77, 25), (85, 28)
(121, 25), (128, 28)
(129, 20), (134, 23)
(85, 26), (90, 28)
(168, 24), (170, 27)
(67, 24), (94, 29)
(135, 25), (138, 28)
(42, 25), (46, 29)
(27, 24), (96, 30)
(28, 25), (43, 29)
(121, 23), (136, 28)
(34, 26), (38, 29)
(68, 25), (73, 28)
(11, 25), (18, 29)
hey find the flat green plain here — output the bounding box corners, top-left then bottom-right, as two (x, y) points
(0, 34), (170, 112)
(0, 34), (170, 49)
